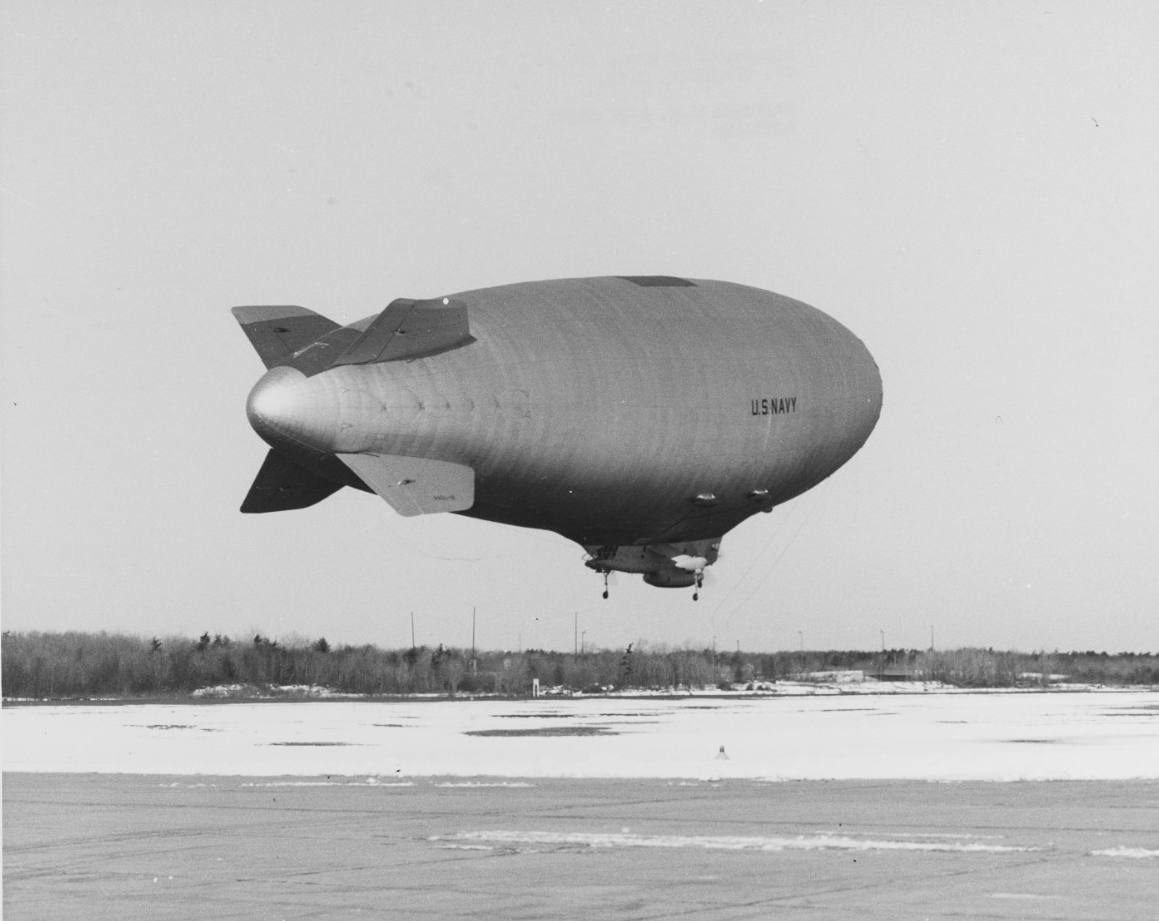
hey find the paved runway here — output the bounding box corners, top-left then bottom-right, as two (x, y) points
(5, 773), (1157, 920)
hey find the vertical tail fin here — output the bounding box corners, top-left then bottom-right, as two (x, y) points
(241, 449), (344, 513)
(231, 305), (341, 370)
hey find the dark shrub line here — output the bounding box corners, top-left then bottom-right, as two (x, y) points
(2, 632), (1156, 698)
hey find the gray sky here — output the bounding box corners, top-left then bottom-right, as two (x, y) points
(2, 1), (1156, 654)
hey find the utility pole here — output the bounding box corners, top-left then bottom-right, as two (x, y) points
(930, 625), (935, 651)
(410, 612), (415, 649)
(470, 607), (477, 675)
(574, 612), (578, 661)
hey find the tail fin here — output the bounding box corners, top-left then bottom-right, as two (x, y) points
(232, 305), (340, 370)
(241, 449), (344, 513)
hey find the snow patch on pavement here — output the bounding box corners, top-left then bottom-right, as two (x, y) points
(1088, 846), (1159, 859)
(436, 830), (1047, 853)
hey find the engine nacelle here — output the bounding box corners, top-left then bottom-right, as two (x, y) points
(643, 568), (698, 588)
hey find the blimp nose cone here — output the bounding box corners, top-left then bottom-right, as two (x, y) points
(246, 365), (340, 453)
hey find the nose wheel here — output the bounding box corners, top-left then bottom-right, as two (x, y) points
(693, 572), (704, 602)
(602, 570), (610, 600)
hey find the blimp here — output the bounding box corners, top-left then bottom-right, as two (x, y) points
(233, 276), (881, 598)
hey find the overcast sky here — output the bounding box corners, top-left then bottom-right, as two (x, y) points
(2, 1), (1156, 654)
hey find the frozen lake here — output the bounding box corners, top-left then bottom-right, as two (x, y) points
(5, 688), (1157, 780)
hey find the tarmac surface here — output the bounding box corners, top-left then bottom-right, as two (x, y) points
(5, 773), (1158, 920)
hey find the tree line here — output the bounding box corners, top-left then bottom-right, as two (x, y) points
(2, 631), (1157, 699)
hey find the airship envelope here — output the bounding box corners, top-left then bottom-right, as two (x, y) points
(233, 276), (882, 598)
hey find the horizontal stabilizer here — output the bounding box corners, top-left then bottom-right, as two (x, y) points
(232, 305), (341, 370)
(332, 297), (475, 366)
(241, 449), (344, 513)
(337, 453), (475, 517)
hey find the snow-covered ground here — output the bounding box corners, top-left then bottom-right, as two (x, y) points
(4, 689), (1157, 780)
